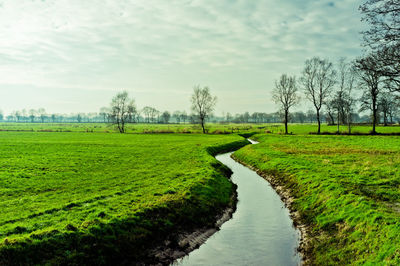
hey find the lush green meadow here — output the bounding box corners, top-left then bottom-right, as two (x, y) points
(0, 132), (248, 264)
(2, 123), (400, 264)
(234, 134), (400, 265)
(0, 122), (255, 134)
(1, 122), (400, 135)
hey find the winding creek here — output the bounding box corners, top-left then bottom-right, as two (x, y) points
(175, 140), (301, 266)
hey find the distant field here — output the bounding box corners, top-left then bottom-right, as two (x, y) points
(0, 122), (255, 134)
(1, 122), (400, 135)
(234, 134), (400, 264)
(0, 132), (248, 264)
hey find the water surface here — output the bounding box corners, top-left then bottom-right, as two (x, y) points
(175, 141), (301, 266)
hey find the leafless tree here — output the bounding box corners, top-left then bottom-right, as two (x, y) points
(191, 85), (217, 134)
(150, 108), (159, 123)
(324, 100), (335, 125)
(28, 109), (37, 123)
(110, 91), (136, 133)
(378, 92), (398, 126)
(355, 53), (385, 134)
(180, 111), (188, 124)
(161, 111), (171, 124)
(343, 63), (358, 134)
(300, 57), (336, 134)
(360, 0), (400, 48)
(272, 74), (299, 134)
(142, 106), (152, 123)
(360, 0), (400, 89)
(99, 107), (110, 123)
(334, 58), (358, 134)
(173, 111), (181, 123)
(38, 108), (47, 123)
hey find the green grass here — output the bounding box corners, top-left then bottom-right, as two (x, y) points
(233, 134), (400, 265)
(0, 122), (256, 134)
(1, 122), (400, 135)
(0, 132), (248, 264)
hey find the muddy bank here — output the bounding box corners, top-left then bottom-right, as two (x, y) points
(231, 154), (311, 265)
(143, 189), (238, 265)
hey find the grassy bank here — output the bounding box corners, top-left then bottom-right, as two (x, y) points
(233, 134), (400, 265)
(0, 132), (248, 264)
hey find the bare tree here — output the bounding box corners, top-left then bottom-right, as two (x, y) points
(180, 111), (188, 124)
(173, 111), (181, 123)
(324, 100), (336, 125)
(142, 107), (152, 123)
(343, 63), (358, 134)
(300, 57), (336, 134)
(110, 91), (136, 133)
(99, 107), (110, 123)
(355, 53), (385, 134)
(360, 0), (400, 48)
(161, 111), (171, 124)
(150, 108), (159, 123)
(333, 58), (358, 134)
(272, 74), (299, 134)
(360, 0), (400, 89)
(378, 92), (398, 126)
(29, 109), (37, 123)
(191, 85), (217, 134)
(38, 108), (47, 123)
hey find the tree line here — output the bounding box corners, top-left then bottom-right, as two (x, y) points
(272, 0), (400, 134)
(1, 1), (398, 135)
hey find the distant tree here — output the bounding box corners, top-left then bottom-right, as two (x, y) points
(226, 112), (232, 123)
(173, 111), (181, 123)
(38, 108), (46, 123)
(154, 109), (161, 123)
(324, 99), (335, 125)
(190, 85), (217, 134)
(142, 106), (152, 123)
(180, 111), (188, 124)
(28, 109), (36, 123)
(161, 111), (171, 124)
(272, 74), (300, 134)
(243, 112), (250, 123)
(109, 91), (136, 133)
(355, 53), (385, 134)
(378, 92), (397, 126)
(306, 109), (316, 123)
(134, 109), (142, 123)
(99, 107), (110, 123)
(6, 115), (14, 122)
(340, 61), (358, 134)
(293, 111), (306, 123)
(77, 114), (82, 123)
(301, 57), (336, 134)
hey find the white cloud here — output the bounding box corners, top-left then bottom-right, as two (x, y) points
(0, 0), (364, 114)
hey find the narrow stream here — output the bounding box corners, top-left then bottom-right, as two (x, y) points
(175, 139), (301, 266)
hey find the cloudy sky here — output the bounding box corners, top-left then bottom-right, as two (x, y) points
(0, 0), (363, 115)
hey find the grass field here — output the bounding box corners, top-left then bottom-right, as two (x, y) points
(2, 122), (400, 135)
(2, 124), (400, 264)
(233, 134), (400, 265)
(0, 132), (248, 264)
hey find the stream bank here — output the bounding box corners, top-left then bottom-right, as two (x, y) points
(175, 139), (301, 265)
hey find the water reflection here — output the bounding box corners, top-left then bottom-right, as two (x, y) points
(175, 144), (300, 266)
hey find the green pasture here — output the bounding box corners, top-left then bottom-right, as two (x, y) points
(1, 122), (400, 135)
(0, 132), (248, 264)
(233, 134), (400, 265)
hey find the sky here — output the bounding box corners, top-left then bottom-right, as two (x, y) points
(0, 0), (364, 116)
